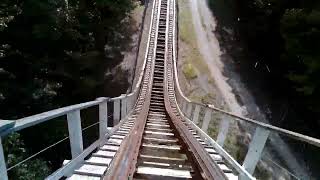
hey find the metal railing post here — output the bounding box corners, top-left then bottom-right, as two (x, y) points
(216, 115), (231, 147)
(131, 94), (136, 111)
(242, 127), (270, 174)
(201, 108), (212, 133)
(130, 95), (136, 112)
(113, 99), (121, 126)
(182, 101), (187, 114)
(121, 95), (127, 119)
(67, 110), (83, 159)
(192, 105), (200, 124)
(0, 138), (8, 180)
(98, 98), (108, 140)
(126, 96), (132, 113)
(186, 103), (193, 119)
(134, 91), (139, 104)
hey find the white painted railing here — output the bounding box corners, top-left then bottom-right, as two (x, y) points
(0, 0), (156, 177)
(171, 0), (320, 178)
(0, 94), (138, 179)
(0, 80), (144, 180)
(2, 0), (319, 178)
(0, 60), (147, 179)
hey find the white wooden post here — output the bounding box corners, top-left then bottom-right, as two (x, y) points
(201, 109), (212, 133)
(0, 138), (8, 180)
(134, 92), (139, 103)
(98, 99), (108, 140)
(121, 95), (127, 119)
(242, 127), (270, 174)
(113, 99), (120, 126)
(192, 105), (200, 124)
(186, 103), (193, 119)
(126, 96), (132, 113)
(130, 95), (136, 112)
(182, 101), (187, 114)
(67, 110), (83, 159)
(216, 115), (231, 147)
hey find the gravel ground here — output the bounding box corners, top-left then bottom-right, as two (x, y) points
(183, 0), (311, 179)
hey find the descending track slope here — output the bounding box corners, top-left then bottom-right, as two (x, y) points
(59, 0), (240, 179)
(102, 0), (237, 179)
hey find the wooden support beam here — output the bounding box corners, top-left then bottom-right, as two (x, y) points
(131, 94), (136, 111)
(192, 105), (200, 125)
(0, 138), (8, 180)
(67, 110), (83, 159)
(126, 96), (132, 113)
(98, 99), (108, 140)
(134, 92), (139, 105)
(182, 101), (187, 115)
(242, 127), (270, 174)
(121, 95), (127, 119)
(113, 99), (121, 126)
(186, 103), (193, 119)
(201, 109), (212, 133)
(216, 115), (231, 147)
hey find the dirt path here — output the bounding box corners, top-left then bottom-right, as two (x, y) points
(188, 0), (244, 115)
(186, 0), (311, 179)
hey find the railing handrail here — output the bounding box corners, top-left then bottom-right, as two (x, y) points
(0, 0), (154, 136)
(171, 3), (253, 179)
(171, 0), (320, 148)
(129, 0), (155, 97)
(0, 98), (108, 137)
(0, 76), (141, 137)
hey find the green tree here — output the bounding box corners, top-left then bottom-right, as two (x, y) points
(1, 0), (135, 178)
(281, 8), (320, 112)
(3, 133), (50, 179)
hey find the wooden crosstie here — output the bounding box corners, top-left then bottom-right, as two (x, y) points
(1, 0), (320, 179)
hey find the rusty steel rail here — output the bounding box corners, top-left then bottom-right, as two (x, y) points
(1, 0), (249, 179)
(104, 0), (160, 178)
(163, 0), (227, 178)
(104, 0), (236, 179)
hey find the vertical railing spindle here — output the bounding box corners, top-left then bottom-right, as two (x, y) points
(216, 115), (231, 147)
(121, 95), (127, 119)
(201, 108), (212, 133)
(186, 103), (193, 119)
(0, 138), (8, 180)
(98, 98), (108, 140)
(182, 101), (187, 114)
(67, 110), (83, 159)
(126, 96), (132, 113)
(113, 99), (121, 126)
(242, 127), (270, 174)
(192, 105), (200, 124)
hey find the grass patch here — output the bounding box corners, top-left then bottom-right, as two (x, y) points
(178, 0), (210, 75)
(178, 0), (245, 172)
(178, 0), (196, 44)
(189, 94), (203, 102)
(200, 93), (215, 104)
(208, 77), (215, 84)
(182, 63), (197, 79)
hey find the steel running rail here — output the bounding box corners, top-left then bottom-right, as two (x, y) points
(171, 0), (320, 177)
(0, 0), (153, 178)
(0, 0), (319, 179)
(0, 0), (159, 178)
(105, 0), (239, 179)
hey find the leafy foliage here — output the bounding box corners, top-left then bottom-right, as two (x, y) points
(3, 133), (50, 179)
(0, 0), (134, 118)
(0, 0), (135, 178)
(281, 8), (320, 111)
(209, 0), (320, 115)
(182, 63), (197, 79)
